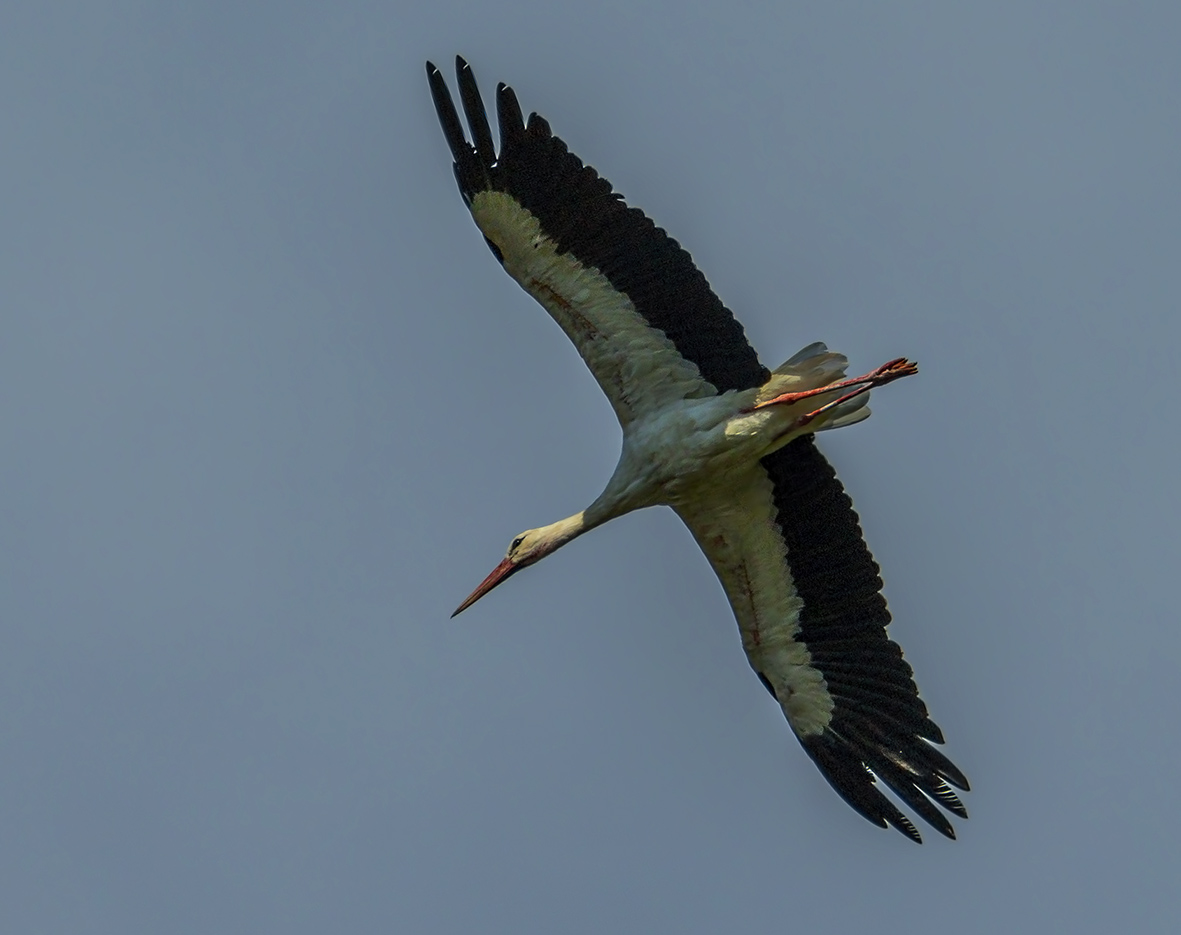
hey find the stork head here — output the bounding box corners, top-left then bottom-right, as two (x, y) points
(451, 515), (586, 617)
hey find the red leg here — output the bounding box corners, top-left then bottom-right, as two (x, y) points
(750, 357), (918, 414)
(794, 382), (878, 428)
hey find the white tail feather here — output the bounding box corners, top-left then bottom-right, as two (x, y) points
(817, 403), (872, 430)
(756, 342), (850, 405)
(782, 341), (830, 367)
(772, 343), (850, 387)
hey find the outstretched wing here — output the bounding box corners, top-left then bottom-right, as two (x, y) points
(676, 435), (970, 842)
(427, 57), (768, 424)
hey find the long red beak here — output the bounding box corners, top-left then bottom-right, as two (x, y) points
(452, 557), (520, 617)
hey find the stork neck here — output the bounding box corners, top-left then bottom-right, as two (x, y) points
(544, 496), (619, 548)
(536, 467), (649, 561)
(585, 482), (640, 529)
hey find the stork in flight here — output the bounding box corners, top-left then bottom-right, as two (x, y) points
(428, 57), (969, 842)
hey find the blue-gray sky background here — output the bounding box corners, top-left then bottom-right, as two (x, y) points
(4, 2), (1179, 932)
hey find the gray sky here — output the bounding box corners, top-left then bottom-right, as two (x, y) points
(4, 1), (1180, 932)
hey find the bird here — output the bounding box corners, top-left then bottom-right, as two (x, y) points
(427, 56), (969, 842)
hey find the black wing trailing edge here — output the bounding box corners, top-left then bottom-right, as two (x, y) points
(762, 436), (970, 842)
(426, 56), (769, 394)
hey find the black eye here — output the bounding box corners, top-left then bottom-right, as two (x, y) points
(510, 536), (525, 551)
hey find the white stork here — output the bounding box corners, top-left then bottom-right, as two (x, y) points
(428, 57), (969, 842)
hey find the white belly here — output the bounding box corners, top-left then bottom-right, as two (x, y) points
(611, 393), (794, 508)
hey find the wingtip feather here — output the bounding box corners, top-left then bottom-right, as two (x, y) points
(456, 57), (495, 167)
(496, 82), (525, 154)
(426, 58), (471, 168)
